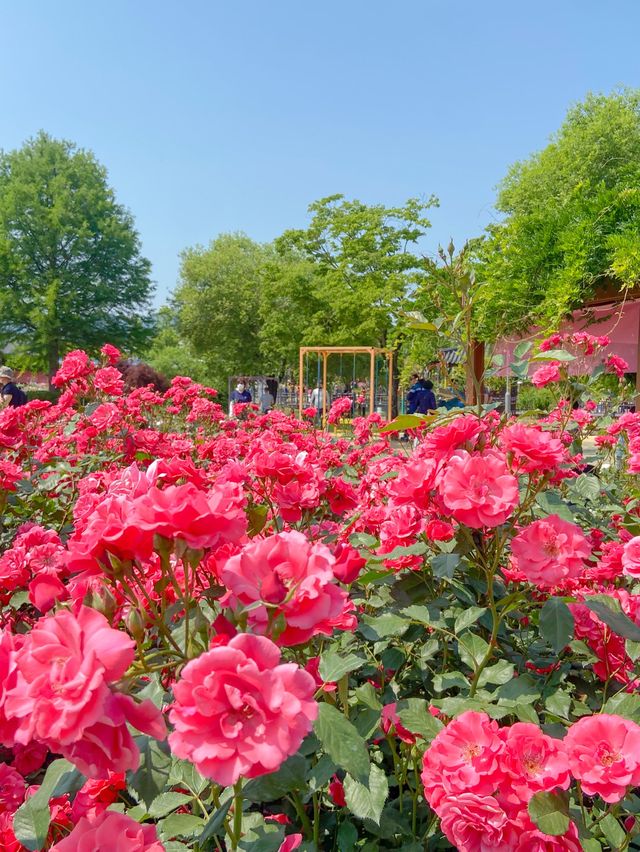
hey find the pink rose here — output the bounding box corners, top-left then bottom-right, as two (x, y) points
(381, 702), (416, 744)
(61, 692), (167, 778)
(278, 836), (302, 852)
(425, 519), (455, 542)
(510, 515), (591, 588)
(421, 711), (506, 810)
(500, 423), (567, 473)
(70, 772), (127, 822)
(168, 634), (317, 786)
(93, 367), (124, 396)
(564, 714), (640, 802)
(0, 763), (25, 814)
(622, 536), (640, 578)
(100, 343), (121, 366)
(437, 793), (517, 851)
(221, 531), (351, 645)
(5, 606), (135, 747)
(52, 350), (93, 388)
(423, 415), (483, 458)
(51, 810), (164, 851)
(605, 354), (629, 379)
(512, 812), (582, 851)
(439, 450), (519, 528)
(134, 480), (247, 550)
(498, 722), (570, 803)
(531, 362), (561, 388)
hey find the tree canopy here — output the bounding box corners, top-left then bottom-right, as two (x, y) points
(476, 90), (640, 338)
(0, 131), (153, 377)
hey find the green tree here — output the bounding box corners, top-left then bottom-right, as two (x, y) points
(476, 90), (640, 338)
(258, 250), (323, 378)
(145, 307), (213, 385)
(276, 194), (437, 348)
(0, 131), (153, 379)
(174, 233), (266, 391)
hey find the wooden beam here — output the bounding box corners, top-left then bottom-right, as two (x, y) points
(322, 352), (328, 428)
(369, 350), (375, 415)
(298, 347), (304, 419)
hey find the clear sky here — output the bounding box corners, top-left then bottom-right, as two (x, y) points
(2, 0), (640, 306)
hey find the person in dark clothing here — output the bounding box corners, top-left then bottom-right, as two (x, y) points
(407, 374), (422, 414)
(0, 367), (27, 408)
(230, 381), (252, 404)
(416, 379), (437, 414)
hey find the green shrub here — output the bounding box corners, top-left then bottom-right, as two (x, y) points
(516, 383), (555, 412)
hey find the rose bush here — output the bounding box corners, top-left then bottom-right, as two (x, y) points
(0, 336), (638, 849)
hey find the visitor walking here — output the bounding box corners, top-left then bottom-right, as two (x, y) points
(230, 381), (252, 405)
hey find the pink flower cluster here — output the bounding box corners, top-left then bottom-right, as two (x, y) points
(0, 606), (166, 778)
(422, 711), (640, 851)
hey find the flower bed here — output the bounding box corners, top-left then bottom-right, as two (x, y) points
(0, 341), (638, 850)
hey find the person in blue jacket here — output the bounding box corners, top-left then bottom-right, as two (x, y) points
(230, 381), (252, 405)
(407, 374), (422, 414)
(416, 379), (437, 414)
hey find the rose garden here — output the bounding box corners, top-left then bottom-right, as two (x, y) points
(0, 331), (637, 851)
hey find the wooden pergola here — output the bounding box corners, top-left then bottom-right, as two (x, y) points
(298, 346), (394, 424)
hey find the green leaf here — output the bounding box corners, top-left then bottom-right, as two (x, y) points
(432, 552), (460, 579)
(128, 737), (172, 808)
(528, 790), (570, 836)
(319, 649), (364, 682)
(569, 474), (600, 502)
(12, 803), (50, 852)
(544, 689), (571, 719)
(477, 660), (515, 687)
(243, 754), (308, 802)
(396, 698), (444, 741)
(535, 491), (574, 522)
(306, 753), (337, 794)
(369, 541), (427, 562)
(584, 596), (640, 642)
(603, 692), (640, 721)
(600, 813), (626, 849)
(359, 613), (410, 640)
(343, 764), (389, 825)
(380, 414), (431, 433)
(498, 674), (540, 704)
(539, 597), (574, 653)
(432, 671), (469, 693)
(314, 703), (370, 784)
(513, 341), (533, 360)
(13, 760), (77, 851)
(457, 632), (490, 671)
(149, 792), (194, 818)
(337, 820), (358, 850)
(354, 683), (382, 711)
(532, 349), (575, 362)
(198, 800), (232, 842)
(454, 606), (487, 634)
(160, 813), (204, 839)
(168, 760), (208, 796)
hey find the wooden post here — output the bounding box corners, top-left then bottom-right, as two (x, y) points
(369, 350), (375, 415)
(465, 340), (485, 406)
(322, 351), (328, 427)
(636, 305), (640, 406)
(387, 351), (393, 421)
(298, 347), (304, 419)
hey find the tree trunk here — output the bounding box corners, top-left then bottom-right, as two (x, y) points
(47, 339), (59, 390)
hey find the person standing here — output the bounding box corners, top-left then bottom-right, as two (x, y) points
(0, 367), (27, 408)
(416, 380), (437, 414)
(230, 381), (252, 405)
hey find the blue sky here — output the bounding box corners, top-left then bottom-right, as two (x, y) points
(2, 1), (640, 305)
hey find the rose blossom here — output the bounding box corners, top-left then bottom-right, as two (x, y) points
(437, 793), (517, 851)
(622, 536), (640, 578)
(531, 361), (561, 388)
(421, 711), (505, 810)
(168, 634), (317, 786)
(51, 810), (164, 851)
(221, 531), (351, 645)
(439, 450), (519, 528)
(498, 722), (570, 802)
(500, 423), (566, 473)
(564, 714), (640, 802)
(510, 515), (591, 588)
(512, 812), (582, 851)
(5, 606), (135, 746)
(0, 763), (25, 813)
